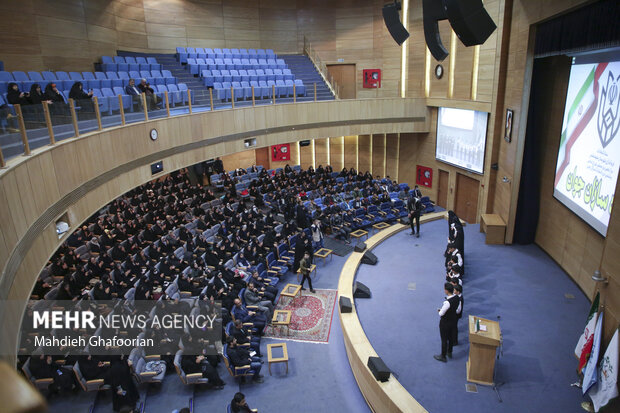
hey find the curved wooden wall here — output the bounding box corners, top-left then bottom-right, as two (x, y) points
(338, 213), (445, 413)
(0, 97), (429, 362)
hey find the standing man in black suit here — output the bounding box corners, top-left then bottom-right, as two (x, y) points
(434, 282), (459, 362)
(407, 195), (422, 237)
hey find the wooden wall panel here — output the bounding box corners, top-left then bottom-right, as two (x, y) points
(299, 141), (314, 169)
(371, 134), (385, 178)
(429, 20), (452, 98)
(407, 0), (426, 99)
(385, 133), (399, 181)
(329, 136), (344, 172)
(314, 138), (329, 168)
(357, 134), (371, 174)
(344, 135), (358, 171)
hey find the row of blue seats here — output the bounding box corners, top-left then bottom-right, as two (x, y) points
(186, 58), (287, 75)
(2, 84), (192, 116)
(176, 47), (276, 63)
(201, 69), (295, 87)
(99, 56), (161, 72)
(213, 80), (305, 101)
(0, 70), (177, 93)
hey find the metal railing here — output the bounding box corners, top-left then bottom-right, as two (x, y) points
(303, 35), (340, 99)
(0, 84), (325, 166)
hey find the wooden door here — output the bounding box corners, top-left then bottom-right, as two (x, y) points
(454, 173), (479, 223)
(437, 169), (449, 209)
(255, 147), (270, 169)
(326, 64), (356, 99)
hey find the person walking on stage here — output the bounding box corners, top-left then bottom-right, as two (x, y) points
(434, 282), (459, 362)
(299, 252), (315, 293)
(407, 195), (423, 237)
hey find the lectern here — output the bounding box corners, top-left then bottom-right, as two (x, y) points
(467, 315), (501, 385)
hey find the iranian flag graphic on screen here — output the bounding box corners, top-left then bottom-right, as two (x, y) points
(554, 60), (620, 236)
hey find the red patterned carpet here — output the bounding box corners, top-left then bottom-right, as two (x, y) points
(265, 289), (338, 343)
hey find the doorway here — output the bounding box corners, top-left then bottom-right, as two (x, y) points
(437, 169), (449, 209)
(454, 173), (480, 223)
(255, 147), (270, 169)
(326, 64), (356, 99)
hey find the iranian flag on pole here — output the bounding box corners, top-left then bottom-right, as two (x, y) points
(588, 328), (619, 412)
(575, 292), (600, 373)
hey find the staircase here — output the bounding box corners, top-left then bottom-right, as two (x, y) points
(280, 55), (335, 101)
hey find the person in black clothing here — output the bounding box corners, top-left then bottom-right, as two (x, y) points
(29, 353), (75, 394)
(434, 283), (460, 362)
(180, 353), (225, 389)
(44, 82), (67, 119)
(230, 319), (261, 356)
(69, 81), (95, 119)
(6, 82), (29, 105)
(231, 392), (254, 413)
(225, 336), (263, 383)
(28, 83), (50, 105)
(137, 78), (160, 110)
(452, 283), (463, 345)
(108, 357), (139, 412)
(407, 195), (422, 237)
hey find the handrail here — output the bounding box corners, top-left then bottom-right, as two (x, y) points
(303, 35), (339, 99)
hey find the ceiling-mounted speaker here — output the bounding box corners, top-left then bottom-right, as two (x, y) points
(443, 0), (497, 46)
(383, 2), (410, 46)
(423, 0), (449, 61)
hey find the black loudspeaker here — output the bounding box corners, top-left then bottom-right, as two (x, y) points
(400, 217), (410, 225)
(382, 2), (410, 46)
(354, 242), (367, 252)
(353, 282), (371, 298)
(299, 140), (311, 147)
(361, 251), (378, 265)
(443, 0), (497, 47)
(367, 356), (390, 382)
(423, 0), (449, 61)
(339, 296), (352, 313)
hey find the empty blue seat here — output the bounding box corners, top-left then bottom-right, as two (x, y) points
(256, 69), (266, 82)
(101, 56), (117, 71)
(230, 70), (240, 82)
(166, 84), (182, 105)
(276, 58), (287, 69)
(231, 48), (240, 58)
(283, 69), (294, 81)
(221, 70), (231, 83)
(222, 48), (232, 59)
(274, 80), (287, 97)
(240, 81), (252, 99)
(212, 69), (222, 84)
(214, 58), (225, 70)
(205, 48), (215, 58)
(266, 49), (275, 57)
(239, 48), (248, 55)
(94, 72), (111, 89)
(265, 69), (274, 81)
(28, 71), (43, 83)
(240, 58), (250, 69)
(186, 47), (197, 59)
(135, 57), (150, 71)
(113, 56), (129, 72)
(151, 70), (165, 85)
(250, 81), (267, 99)
(294, 79), (306, 96)
(202, 70), (213, 87)
(224, 58), (234, 70)
(177, 83), (193, 104)
(238, 70), (249, 82)
(106, 72), (123, 88)
(231, 81), (245, 100)
(55, 71), (71, 89)
(69, 72), (82, 82)
(112, 86), (132, 111)
(247, 69), (257, 82)
(214, 82), (229, 101)
(267, 59), (277, 69)
(176, 47), (187, 63)
(147, 57), (161, 70)
(273, 69), (283, 81)
(259, 80), (271, 98)
(257, 49), (267, 58)
(258, 59), (268, 67)
(248, 49), (258, 59)
(205, 58), (216, 70)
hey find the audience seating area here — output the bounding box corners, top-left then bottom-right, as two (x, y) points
(20, 160), (434, 412)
